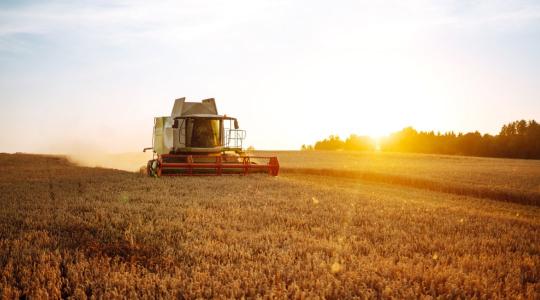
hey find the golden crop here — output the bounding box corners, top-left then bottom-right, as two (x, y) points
(1, 153), (539, 298)
(259, 150), (540, 205)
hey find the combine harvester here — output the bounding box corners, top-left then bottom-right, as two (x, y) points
(144, 98), (279, 176)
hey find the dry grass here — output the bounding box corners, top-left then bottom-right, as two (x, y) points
(1, 153), (539, 298)
(282, 168), (540, 206)
(259, 151), (540, 206)
(258, 150), (540, 193)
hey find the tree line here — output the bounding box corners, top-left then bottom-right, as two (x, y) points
(302, 120), (540, 159)
(302, 134), (376, 152)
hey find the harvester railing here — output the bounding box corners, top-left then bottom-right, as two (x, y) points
(224, 129), (246, 150)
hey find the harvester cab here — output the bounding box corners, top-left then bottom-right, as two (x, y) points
(144, 98), (279, 176)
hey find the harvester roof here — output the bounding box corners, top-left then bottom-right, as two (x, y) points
(174, 114), (236, 120)
(171, 97), (218, 118)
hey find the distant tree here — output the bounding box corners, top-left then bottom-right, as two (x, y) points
(307, 120), (540, 159)
(379, 119), (540, 159)
(301, 144), (314, 151)
(311, 134), (375, 152)
(380, 127), (418, 153)
(344, 135), (376, 151)
(314, 135), (345, 151)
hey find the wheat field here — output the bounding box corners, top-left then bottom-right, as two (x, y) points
(1, 153), (539, 298)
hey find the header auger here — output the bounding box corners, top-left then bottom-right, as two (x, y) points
(144, 98), (279, 176)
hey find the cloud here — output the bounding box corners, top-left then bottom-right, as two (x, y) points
(1, 0), (538, 53)
(435, 1), (540, 29)
(0, 0), (285, 45)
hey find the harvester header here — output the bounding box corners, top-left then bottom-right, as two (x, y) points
(144, 98), (279, 176)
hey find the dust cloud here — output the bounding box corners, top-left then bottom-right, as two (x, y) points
(40, 140), (152, 172)
(68, 151), (153, 172)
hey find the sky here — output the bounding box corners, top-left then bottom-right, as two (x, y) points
(1, 0), (539, 152)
